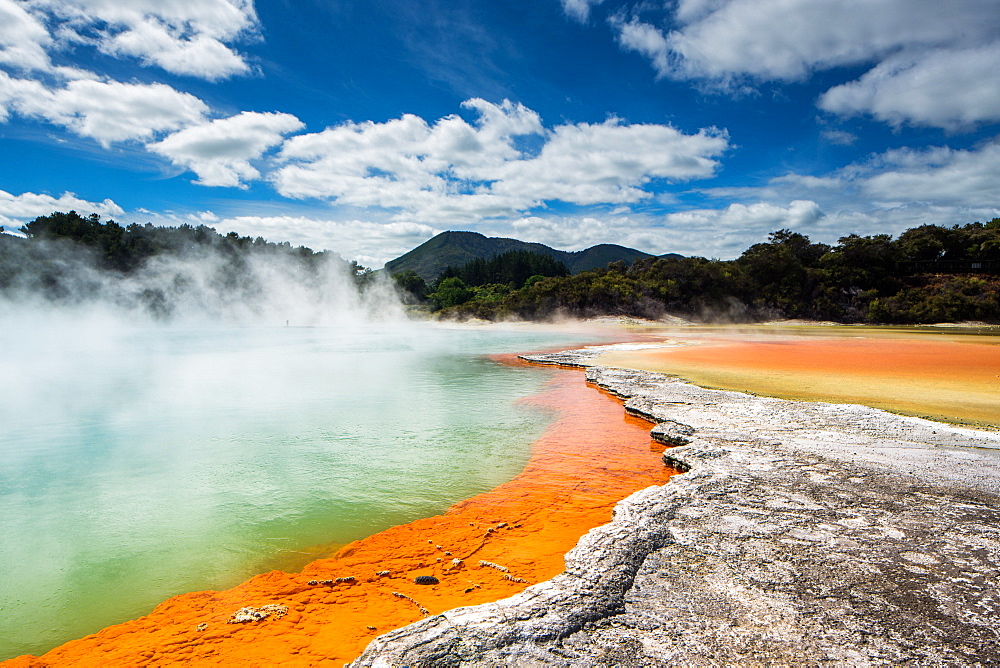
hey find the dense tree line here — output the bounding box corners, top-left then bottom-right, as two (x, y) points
(12, 210), (372, 280)
(434, 220), (1000, 324)
(1, 211), (376, 319)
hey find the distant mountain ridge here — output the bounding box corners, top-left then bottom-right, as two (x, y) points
(385, 231), (669, 281)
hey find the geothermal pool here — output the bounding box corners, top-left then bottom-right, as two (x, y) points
(596, 325), (1000, 428)
(0, 320), (586, 660)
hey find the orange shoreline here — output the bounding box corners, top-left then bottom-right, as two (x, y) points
(598, 334), (1000, 428)
(5, 356), (674, 667)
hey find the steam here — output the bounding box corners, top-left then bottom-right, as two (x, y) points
(0, 232), (405, 326)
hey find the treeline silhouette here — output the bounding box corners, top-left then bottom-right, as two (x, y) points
(431, 221), (1000, 324)
(7, 212), (999, 324)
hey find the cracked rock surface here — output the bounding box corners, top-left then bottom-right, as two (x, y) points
(352, 348), (1000, 667)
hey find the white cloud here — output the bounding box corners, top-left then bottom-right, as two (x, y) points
(274, 102), (530, 221)
(660, 200), (825, 255)
(692, 139), (1000, 253)
(673, 0), (730, 25)
(490, 120), (728, 205)
(149, 111), (304, 187)
(714, 141), (1000, 215)
(275, 99), (728, 222)
(858, 142), (1000, 208)
(0, 71), (31, 121)
(207, 215), (438, 266)
(818, 44), (1000, 130)
(561, 0), (603, 23)
(0, 0), (54, 72)
(660, 0), (1000, 81)
(666, 200), (823, 230)
(1, 73), (208, 144)
(820, 129), (857, 146)
(750, 142), (1000, 215)
(613, 0), (1000, 129)
(612, 18), (670, 78)
(278, 99), (543, 197)
(33, 0), (258, 80)
(0, 189), (124, 230)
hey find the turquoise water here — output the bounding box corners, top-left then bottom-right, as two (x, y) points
(0, 320), (584, 659)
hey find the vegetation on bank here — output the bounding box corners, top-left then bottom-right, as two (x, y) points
(394, 221), (1000, 324)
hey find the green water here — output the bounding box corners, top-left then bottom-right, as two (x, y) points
(0, 320), (584, 659)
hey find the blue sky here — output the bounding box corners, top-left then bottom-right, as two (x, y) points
(1, 0), (999, 266)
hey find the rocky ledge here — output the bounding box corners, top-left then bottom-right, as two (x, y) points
(353, 348), (1000, 666)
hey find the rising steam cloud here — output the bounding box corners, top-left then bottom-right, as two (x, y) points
(0, 221), (405, 327)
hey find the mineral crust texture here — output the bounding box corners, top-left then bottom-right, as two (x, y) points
(352, 349), (1000, 667)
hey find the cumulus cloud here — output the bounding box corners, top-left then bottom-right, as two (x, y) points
(490, 119), (727, 205)
(858, 141), (1000, 208)
(0, 189), (123, 230)
(818, 44), (1000, 130)
(207, 215), (438, 267)
(666, 200), (823, 231)
(0, 72), (208, 144)
(561, 0), (603, 23)
(659, 0), (999, 81)
(612, 0), (1000, 129)
(0, 0), (54, 72)
(0, 1), (246, 151)
(274, 98), (728, 222)
(149, 111), (304, 187)
(611, 17), (670, 78)
(32, 0), (259, 80)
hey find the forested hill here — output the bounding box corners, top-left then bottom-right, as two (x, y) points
(437, 222), (1000, 325)
(384, 230), (656, 280)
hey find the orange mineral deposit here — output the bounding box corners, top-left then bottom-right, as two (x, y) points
(6, 358), (674, 667)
